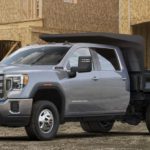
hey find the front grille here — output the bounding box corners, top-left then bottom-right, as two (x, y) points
(0, 74), (4, 98)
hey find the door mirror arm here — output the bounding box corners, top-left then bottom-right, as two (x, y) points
(68, 67), (78, 78)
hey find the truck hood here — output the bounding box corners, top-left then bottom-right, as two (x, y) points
(0, 64), (55, 74)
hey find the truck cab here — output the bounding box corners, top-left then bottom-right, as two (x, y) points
(59, 43), (130, 116)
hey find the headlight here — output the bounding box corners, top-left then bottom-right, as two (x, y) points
(5, 74), (29, 91)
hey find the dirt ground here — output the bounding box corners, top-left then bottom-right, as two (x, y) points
(0, 122), (149, 150)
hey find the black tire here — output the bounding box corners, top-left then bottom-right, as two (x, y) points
(25, 100), (59, 141)
(80, 121), (114, 133)
(146, 105), (150, 133)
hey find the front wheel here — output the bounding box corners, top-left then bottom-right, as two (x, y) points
(25, 100), (59, 140)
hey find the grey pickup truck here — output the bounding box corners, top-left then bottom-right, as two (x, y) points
(0, 33), (149, 140)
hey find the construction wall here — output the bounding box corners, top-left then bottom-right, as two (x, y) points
(130, 0), (150, 25)
(42, 0), (119, 33)
(0, 19), (43, 46)
(0, 25), (31, 45)
(0, 0), (120, 46)
(0, 0), (42, 23)
(0, 0), (27, 23)
(0, 0), (43, 46)
(119, 0), (150, 33)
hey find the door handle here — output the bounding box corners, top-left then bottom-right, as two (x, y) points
(122, 78), (127, 81)
(92, 76), (99, 81)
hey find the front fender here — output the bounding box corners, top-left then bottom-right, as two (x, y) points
(29, 82), (66, 123)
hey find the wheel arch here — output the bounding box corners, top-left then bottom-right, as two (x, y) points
(29, 83), (66, 123)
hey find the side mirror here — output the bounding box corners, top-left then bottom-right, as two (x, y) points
(78, 56), (92, 73)
(68, 56), (92, 78)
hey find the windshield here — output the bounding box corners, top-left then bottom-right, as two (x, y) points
(1, 46), (70, 65)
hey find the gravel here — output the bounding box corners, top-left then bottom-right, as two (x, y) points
(0, 122), (148, 150)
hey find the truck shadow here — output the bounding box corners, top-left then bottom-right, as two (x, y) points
(0, 131), (148, 141)
(56, 131), (150, 139)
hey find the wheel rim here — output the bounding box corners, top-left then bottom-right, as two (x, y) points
(38, 109), (54, 133)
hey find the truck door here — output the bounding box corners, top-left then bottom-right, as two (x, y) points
(65, 47), (102, 116)
(91, 48), (130, 114)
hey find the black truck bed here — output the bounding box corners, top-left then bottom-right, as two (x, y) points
(144, 71), (150, 92)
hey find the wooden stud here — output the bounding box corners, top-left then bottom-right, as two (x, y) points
(4, 41), (20, 58)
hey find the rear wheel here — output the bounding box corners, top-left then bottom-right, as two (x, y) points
(25, 100), (59, 140)
(146, 105), (150, 133)
(80, 121), (114, 133)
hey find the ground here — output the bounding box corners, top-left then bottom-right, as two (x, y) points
(0, 122), (149, 150)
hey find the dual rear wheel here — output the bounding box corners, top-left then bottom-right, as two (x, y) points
(146, 105), (150, 133)
(80, 121), (114, 133)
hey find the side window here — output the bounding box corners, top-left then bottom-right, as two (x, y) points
(93, 48), (121, 71)
(67, 48), (91, 68)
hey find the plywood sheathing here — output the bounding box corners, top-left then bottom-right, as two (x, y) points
(119, 0), (131, 34)
(42, 0), (119, 33)
(0, 19), (43, 46)
(130, 0), (150, 25)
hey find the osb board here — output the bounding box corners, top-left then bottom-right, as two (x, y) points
(0, 19), (43, 46)
(0, 0), (41, 23)
(0, 0), (120, 33)
(119, 0), (150, 34)
(0, 0), (27, 23)
(119, 0), (131, 34)
(130, 0), (150, 25)
(0, 27), (31, 46)
(31, 27), (60, 44)
(42, 0), (119, 33)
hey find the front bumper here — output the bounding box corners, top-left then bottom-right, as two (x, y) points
(0, 98), (33, 127)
